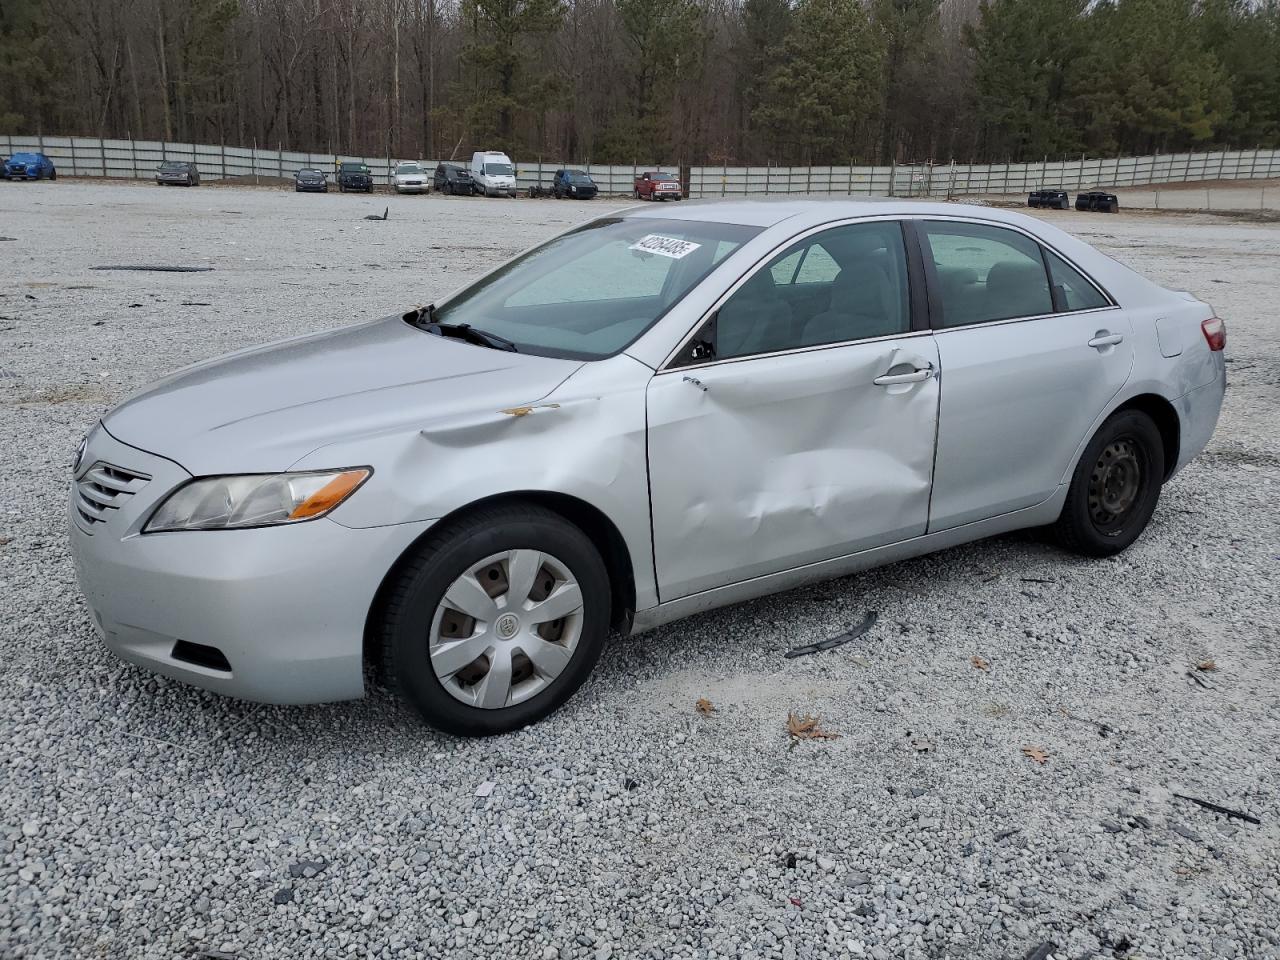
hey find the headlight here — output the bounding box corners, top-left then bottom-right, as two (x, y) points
(144, 468), (371, 533)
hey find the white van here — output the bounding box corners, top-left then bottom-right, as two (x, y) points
(469, 151), (517, 197)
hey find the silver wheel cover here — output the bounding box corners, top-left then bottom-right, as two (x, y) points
(429, 549), (585, 709)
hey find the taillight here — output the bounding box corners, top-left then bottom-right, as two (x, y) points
(1201, 317), (1226, 351)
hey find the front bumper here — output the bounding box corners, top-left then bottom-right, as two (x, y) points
(297, 182), (327, 191)
(395, 181), (428, 193)
(68, 424), (434, 704)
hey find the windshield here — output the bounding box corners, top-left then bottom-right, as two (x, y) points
(299, 169), (322, 176)
(566, 171), (592, 183)
(341, 163), (369, 173)
(396, 163), (423, 174)
(160, 161), (187, 170)
(653, 173), (679, 181)
(430, 217), (760, 360)
(10, 153), (38, 162)
(484, 163), (514, 177)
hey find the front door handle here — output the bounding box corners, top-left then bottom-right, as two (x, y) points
(1088, 332), (1124, 349)
(873, 365), (934, 386)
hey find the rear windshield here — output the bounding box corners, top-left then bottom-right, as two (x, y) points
(430, 216), (760, 360)
(484, 163), (514, 176)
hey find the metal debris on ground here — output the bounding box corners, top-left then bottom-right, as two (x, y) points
(786, 712), (838, 740)
(784, 611), (877, 659)
(91, 265), (214, 272)
(1059, 707), (1116, 737)
(474, 780), (496, 798)
(363, 207), (389, 221)
(1172, 793), (1261, 825)
(1021, 942), (1059, 960)
(1187, 669), (1215, 690)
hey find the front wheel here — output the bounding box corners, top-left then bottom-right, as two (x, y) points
(1052, 409), (1164, 557)
(381, 503), (611, 736)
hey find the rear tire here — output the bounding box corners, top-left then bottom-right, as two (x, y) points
(1052, 409), (1164, 557)
(381, 503), (611, 736)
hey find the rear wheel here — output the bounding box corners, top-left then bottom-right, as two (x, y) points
(1053, 409), (1164, 557)
(381, 503), (611, 736)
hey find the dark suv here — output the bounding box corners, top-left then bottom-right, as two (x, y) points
(1028, 189), (1068, 209)
(337, 162), (374, 193)
(1076, 190), (1119, 213)
(552, 169), (598, 199)
(434, 162), (473, 195)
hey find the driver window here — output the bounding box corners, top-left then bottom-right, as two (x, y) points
(715, 221), (911, 360)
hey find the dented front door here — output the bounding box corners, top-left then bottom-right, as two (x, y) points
(646, 337), (941, 601)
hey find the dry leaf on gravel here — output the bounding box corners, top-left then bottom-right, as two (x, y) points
(786, 712), (838, 740)
(695, 698), (715, 716)
(1195, 659), (1217, 672)
(970, 656), (991, 671)
(1022, 746), (1050, 764)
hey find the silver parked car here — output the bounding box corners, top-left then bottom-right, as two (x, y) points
(69, 201), (1226, 735)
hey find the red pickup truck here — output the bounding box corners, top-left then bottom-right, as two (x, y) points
(634, 171), (683, 201)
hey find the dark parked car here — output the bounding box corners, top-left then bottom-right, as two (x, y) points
(294, 169), (328, 193)
(1076, 190), (1119, 213)
(1028, 189), (1068, 209)
(433, 162), (473, 195)
(337, 162), (374, 193)
(552, 169), (598, 199)
(3, 152), (56, 181)
(155, 161), (200, 186)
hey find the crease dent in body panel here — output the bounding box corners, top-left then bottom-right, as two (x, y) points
(419, 398), (597, 447)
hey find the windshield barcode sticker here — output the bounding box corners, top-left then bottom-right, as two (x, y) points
(630, 234), (701, 259)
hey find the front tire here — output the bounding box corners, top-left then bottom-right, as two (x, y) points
(1053, 409), (1164, 557)
(381, 503), (611, 736)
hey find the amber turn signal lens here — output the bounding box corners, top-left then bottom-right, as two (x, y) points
(287, 469), (371, 520)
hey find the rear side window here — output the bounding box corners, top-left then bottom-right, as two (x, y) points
(922, 222), (1052, 327)
(1045, 249), (1110, 311)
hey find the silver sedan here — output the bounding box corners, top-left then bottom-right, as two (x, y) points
(69, 200), (1226, 735)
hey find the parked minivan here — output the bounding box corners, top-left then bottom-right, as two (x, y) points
(470, 151), (517, 197)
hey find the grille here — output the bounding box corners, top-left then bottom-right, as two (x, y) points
(75, 463), (151, 529)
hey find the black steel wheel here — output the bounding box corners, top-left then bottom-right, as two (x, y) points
(1053, 409), (1164, 556)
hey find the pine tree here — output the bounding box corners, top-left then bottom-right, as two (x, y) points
(460, 0), (564, 151)
(0, 0), (58, 133)
(755, 0), (883, 164)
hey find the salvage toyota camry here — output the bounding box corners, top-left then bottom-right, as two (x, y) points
(70, 200), (1226, 735)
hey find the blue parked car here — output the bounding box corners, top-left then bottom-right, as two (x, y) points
(3, 152), (57, 181)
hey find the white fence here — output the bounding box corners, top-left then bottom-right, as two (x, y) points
(5, 135), (1278, 199)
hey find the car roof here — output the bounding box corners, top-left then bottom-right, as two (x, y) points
(618, 197), (1075, 229)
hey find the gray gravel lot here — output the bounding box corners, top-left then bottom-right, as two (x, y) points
(2, 181), (1278, 960)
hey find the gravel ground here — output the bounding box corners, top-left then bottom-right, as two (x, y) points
(2, 181), (1278, 960)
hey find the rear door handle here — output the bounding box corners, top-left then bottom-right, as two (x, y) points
(873, 365), (934, 386)
(1088, 333), (1124, 349)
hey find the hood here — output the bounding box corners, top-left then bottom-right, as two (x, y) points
(103, 315), (583, 475)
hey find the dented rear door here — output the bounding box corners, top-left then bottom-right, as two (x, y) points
(646, 336), (940, 602)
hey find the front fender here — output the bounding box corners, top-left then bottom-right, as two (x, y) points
(293, 354), (659, 609)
